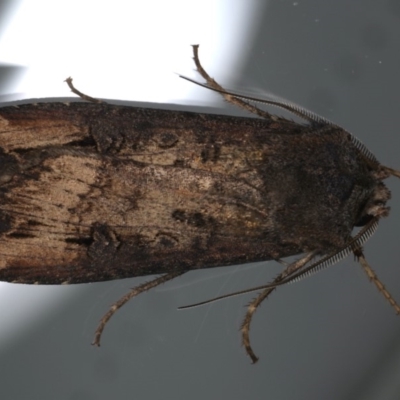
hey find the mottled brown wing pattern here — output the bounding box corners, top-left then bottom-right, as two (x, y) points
(0, 103), (309, 283)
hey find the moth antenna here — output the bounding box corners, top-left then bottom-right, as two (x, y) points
(178, 259), (316, 308)
(92, 271), (185, 346)
(64, 77), (103, 104)
(279, 218), (379, 285)
(349, 135), (380, 167)
(178, 258), (319, 309)
(178, 286), (274, 309)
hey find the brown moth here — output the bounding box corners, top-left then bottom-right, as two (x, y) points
(0, 45), (398, 362)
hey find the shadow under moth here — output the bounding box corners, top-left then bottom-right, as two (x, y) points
(0, 45), (398, 363)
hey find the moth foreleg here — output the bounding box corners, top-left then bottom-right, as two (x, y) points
(92, 270), (186, 346)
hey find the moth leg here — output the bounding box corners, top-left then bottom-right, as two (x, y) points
(64, 77), (104, 104)
(273, 258), (290, 267)
(92, 270), (186, 346)
(191, 45), (274, 121)
(241, 252), (315, 363)
(355, 249), (400, 314)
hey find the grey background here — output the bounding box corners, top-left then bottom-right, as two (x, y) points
(0, 1), (399, 399)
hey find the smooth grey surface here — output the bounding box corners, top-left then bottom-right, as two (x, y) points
(0, 1), (399, 399)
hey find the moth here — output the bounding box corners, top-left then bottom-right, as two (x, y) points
(0, 45), (398, 363)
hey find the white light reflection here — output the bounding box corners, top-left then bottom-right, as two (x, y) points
(0, 0), (265, 347)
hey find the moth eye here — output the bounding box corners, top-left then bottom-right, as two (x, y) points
(354, 180), (391, 227)
(354, 196), (371, 227)
(355, 200), (390, 226)
(354, 213), (373, 227)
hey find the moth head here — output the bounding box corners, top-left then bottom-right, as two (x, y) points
(352, 151), (400, 226)
(355, 181), (391, 227)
